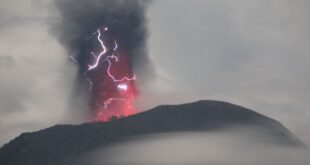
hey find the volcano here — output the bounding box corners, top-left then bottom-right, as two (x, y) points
(0, 100), (304, 165)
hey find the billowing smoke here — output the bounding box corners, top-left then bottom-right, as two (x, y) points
(52, 0), (151, 121)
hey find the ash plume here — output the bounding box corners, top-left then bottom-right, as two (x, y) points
(53, 0), (151, 76)
(52, 0), (152, 120)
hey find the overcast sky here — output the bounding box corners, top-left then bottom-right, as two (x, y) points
(0, 0), (309, 146)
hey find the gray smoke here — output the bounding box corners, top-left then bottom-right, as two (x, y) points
(50, 0), (154, 118)
(52, 0), (153, 80)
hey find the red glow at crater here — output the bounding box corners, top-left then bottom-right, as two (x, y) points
(83, 26), (138, 122)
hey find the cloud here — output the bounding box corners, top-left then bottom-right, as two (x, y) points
(84, 132), (310, 165)
(140, 0), (310, 145)
(0, 0), (80, 146)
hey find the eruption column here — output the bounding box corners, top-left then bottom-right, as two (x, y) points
(81, 26), (138, 122)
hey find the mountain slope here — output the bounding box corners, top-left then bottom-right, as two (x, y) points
(0, 100), (304, 165)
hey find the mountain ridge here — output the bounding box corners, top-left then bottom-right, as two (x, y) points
(0, 100), (305, 165)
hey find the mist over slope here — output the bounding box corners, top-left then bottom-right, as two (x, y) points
(0, 100), (305, 165)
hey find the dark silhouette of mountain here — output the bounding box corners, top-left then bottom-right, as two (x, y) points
(0, 100), (304, 165)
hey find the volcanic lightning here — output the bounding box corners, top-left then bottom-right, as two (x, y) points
(56, 0), (150, 123)
(117, 83), (128, 91)
(87, 29), (107, 71)
(76, 26), (138, 122)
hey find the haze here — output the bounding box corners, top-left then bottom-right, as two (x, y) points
(0, 0), (309, 150)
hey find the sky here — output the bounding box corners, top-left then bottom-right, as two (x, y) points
(0, 0), (309, 147)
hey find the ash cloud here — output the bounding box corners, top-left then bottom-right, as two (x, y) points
(51, 0), (154, 118)
(52, 0), (153, 79)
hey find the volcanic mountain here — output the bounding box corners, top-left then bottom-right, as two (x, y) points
(0, 100), (304, 165)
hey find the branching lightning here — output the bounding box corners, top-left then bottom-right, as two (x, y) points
(103, 98), (126, 109)
(106, 55), (136, 82)
(56, 0), (147, 122)
(87, 29), (136, 82)
(87, 29), (107, 71)
(82, 26), (137, 121)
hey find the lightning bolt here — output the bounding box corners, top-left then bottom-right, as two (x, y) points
(86, 78), (93, 91)
(86, 27), (136, 111)
(70, 55), (78, 63)
(103, 98), (126, 109)
(113, 40), (118, 51)
(106, 55), (136, 82)
(88, 29), (107, 71)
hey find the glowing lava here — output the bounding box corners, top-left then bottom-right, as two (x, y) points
(79, 26), (138, 122)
